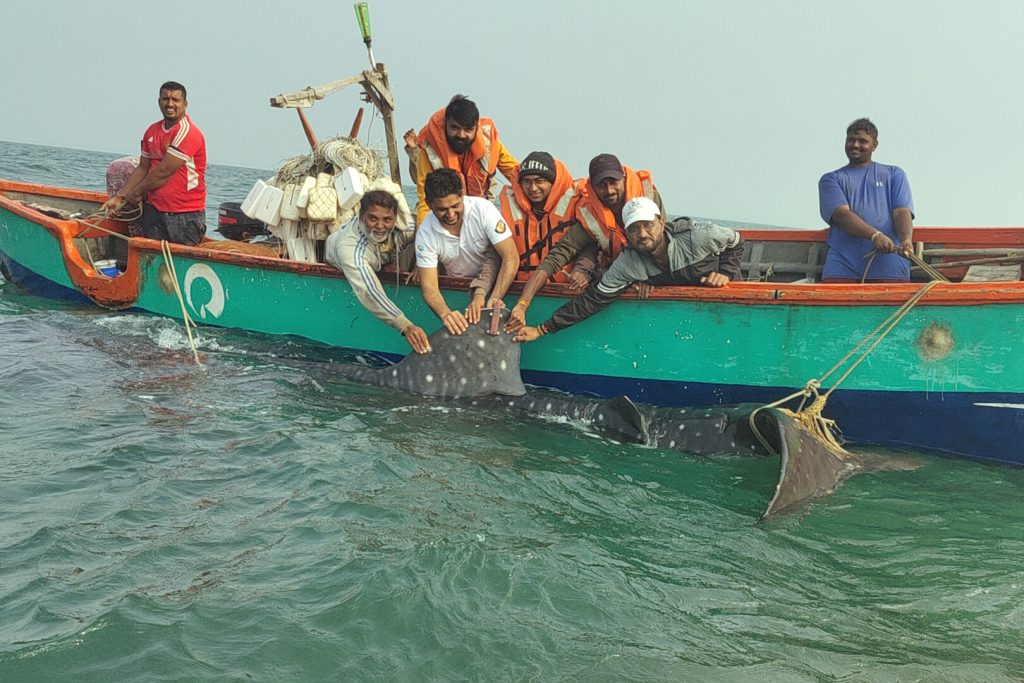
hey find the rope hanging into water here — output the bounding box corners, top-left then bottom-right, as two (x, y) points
(159, 239), (202, 366)
(72, 210), (201, 364)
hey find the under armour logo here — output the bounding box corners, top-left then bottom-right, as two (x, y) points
(875, 181), (884, 187)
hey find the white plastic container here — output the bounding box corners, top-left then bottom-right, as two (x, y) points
(279, 183), (301, 221)
(295, 176), (316, 211)
(240, 179), (268, 219)
(335, 167), (365, 213)
(252, 183), (284, 227)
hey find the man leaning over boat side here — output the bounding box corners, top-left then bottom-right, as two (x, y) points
(325, 190), (431, 354)
(506, 153), (664, 331)
(101, 81), (207, 246)
(498, 151), (597, 284)
(415, 168), (520, 336)
(511, 198), (743, 341)
(818, 117), (915, 283)
(413, 94), (518, 225)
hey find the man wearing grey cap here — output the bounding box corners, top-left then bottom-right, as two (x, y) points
(511, 197), (744, 340)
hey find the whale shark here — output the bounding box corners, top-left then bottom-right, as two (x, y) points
(317, 309), (918, 518)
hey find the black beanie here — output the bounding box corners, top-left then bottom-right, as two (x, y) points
(519, 151), (556, 183)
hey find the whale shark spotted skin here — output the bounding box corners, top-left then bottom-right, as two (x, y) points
(333, 313), (526, 398)
(318, 310), (919, 518)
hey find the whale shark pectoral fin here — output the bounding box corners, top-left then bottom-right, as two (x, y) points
(757, 408), (865, 519)
(591, 395), (648, 444)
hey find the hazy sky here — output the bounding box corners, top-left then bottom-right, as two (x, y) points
(3, 0), (1023, 227)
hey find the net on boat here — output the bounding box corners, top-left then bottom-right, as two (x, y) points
(274, 136), (383, 186)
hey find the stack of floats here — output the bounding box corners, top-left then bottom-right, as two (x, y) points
(240, 136), (412, 262)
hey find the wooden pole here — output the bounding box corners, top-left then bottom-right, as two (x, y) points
(295, 109), (318, 150)
(349, 108), (365, 138)
(376, 65), (401, 184)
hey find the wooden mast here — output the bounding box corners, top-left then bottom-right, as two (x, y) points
(268, 3), (401, 184)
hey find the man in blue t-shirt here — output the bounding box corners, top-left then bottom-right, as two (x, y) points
(818, 118), (915, 282)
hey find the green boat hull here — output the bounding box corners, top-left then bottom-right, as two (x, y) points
(3, 183), (1024, 464)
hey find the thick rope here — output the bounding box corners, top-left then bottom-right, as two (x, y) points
(751, 270), (942, 455)
(819, 280), (939, 399)
(904, 250), (950, 282)
(74, 207), (139, 241)
(160, 240), (202, 366)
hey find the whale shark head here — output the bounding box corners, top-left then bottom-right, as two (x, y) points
(339, 308), (527, 398)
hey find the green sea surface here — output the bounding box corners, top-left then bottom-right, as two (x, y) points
(1, 141), (1022, 681)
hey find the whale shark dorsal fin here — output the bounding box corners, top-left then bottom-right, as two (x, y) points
(592, 395), (648, 444)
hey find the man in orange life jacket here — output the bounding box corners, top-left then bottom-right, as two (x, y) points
(498, 151), (597, 285)
(414, 94), (518, 225)
(506, 153), (663, 331)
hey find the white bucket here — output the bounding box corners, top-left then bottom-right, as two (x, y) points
(93, 259), (120, 277)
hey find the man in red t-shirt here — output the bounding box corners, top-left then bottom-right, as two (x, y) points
(102, 81), (207, 245)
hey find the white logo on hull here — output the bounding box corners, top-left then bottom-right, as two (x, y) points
(184, 263), (225, 319)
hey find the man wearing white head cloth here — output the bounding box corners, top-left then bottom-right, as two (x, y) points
(511, 197), (744, 341)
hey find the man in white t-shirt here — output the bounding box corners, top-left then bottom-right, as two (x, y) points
(415, 168), (520, 335)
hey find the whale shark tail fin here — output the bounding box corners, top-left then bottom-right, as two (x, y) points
(752, 407), (863, 519)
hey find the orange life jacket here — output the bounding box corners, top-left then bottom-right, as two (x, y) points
(418, 108), (502, 199)
(575, 167), (656, 261)
(499, 157), (582, 274)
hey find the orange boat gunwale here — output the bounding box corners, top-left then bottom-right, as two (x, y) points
(3, 178), (1023, 309)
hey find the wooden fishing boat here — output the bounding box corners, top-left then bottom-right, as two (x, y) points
(2, 177), (1023, 466)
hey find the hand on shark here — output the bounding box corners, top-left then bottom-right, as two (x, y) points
(466, 294), (486, 326)
(466, 296), (507, 328)
(441, 310), (470, 335)
(512, 326), (541, 343)
(505, 304), (527, 333)
(401, 323), (431, 354)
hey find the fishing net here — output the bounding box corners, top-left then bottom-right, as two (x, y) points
(273, 136), (383, 185)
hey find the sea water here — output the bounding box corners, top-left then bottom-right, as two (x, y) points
(1, 140), (1022, 682)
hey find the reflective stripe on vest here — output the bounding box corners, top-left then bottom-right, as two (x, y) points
(501, 187), (523, 222)
(577, 205), (609, 252)
(642, 178), (655, 200)
(479, 123), (493, 174)
(422, 141), (443, 171)
(553, 186), (576, 218)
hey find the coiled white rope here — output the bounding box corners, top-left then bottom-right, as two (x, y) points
(274, 136), (383, 185)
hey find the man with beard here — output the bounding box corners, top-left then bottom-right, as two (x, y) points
(414, 94), (518, 224)
(415, 169), (520, 336)
(512, 197), (744, 341)
(325, 190), (431, 354)
(101, 81), (207, 245)
(819, 117), (915, 282)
